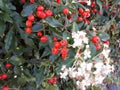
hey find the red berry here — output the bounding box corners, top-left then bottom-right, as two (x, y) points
(53, 36), (58, 41)
(84, 19), (90, 25)
(30, 0), (35, 3)
(93, 8), (97, 13)
(91, 36), (100, 44)
(40, 36), (48, 42)
(54, 42), (60, 48)
(52, 81), (56, 85)
(79, 2), (87, 5)
(103, 40), (110, 45)
(25, 28), (32, 34)
(2, 86), (9, 90)
(45, 10), (53, 17)
(96, 45), (101, 50)
(61, 54), (67, 59)
(36, 11), (46, 19)
(77, 17), (83, 22)
(1, 74), (7, 79)
(37, 6), (44, 11)
(0, 75), (2, 79)
(62, 8), (69, 15)
(20, 0), (26, 3)
(47, 79), (53, 84)
(78, 8), (83, 14)
(52, 47), (59, 55)
(26, 20), (32, 27)
(28, 14), (35, 22)
(111, 25), (116, 30)
(91, 1), (96, 8)
(5, 63), (12, 69)
(60, 40), (67, 47)
(37, 32), (42, 37)
(53, 76), (57, 81)
(60, 47), (68, 55)
(67, 15), (72, 20)
(55, 0), (61, 4)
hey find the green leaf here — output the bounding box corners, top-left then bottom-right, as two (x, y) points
(92, 86), (99, 90)
(9, 56), (25, 66)
(96, 0), (103, 14)
(21, 4), (37, 17)
(34, 66), (45, 88)
(0, 21), (6, 36)
(4, 13), (13, 23)
(46, 85), (58, 90)
(4, 26), (14, 50)
(89, 42), (96, 57)
(32, 24), (43, 32)
(46, 17), (63, 27)
(53, 5), (65, 14)
(72, 22), (79, 32)
(99, 32), (110, 41)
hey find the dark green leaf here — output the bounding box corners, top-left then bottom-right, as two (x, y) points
(0, 21), (6, 36)
(4, 27), (14, 50)
(46, 17), (63, 27)
(99, 32), (110, 41)
(9, 56), (25, 66)
(72, 22), (79, 32)
(21, 4), (37, 17)
(32, 24), (43, 32)
(96, 0), (103, 14)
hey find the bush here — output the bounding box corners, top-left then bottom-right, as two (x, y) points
(0, 0), (120, 90)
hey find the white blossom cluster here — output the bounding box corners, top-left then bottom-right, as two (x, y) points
(60, 31), (114, 90)
(60, 60), (114, 90)
(72, 31), (91, 60)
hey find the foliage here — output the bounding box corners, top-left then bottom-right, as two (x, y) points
(0, 0), (120, 90)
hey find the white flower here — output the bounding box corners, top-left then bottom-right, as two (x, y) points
(60, 71), (68, 79)
(61, 65), (66, 71)
(72, 31), (89, 48)
(83, 48), (91, 59)
(86, 63), (92, 71)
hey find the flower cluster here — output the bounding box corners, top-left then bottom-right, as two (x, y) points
(60, 31), (114, 90)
